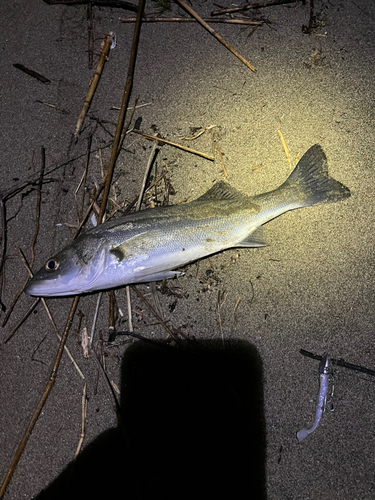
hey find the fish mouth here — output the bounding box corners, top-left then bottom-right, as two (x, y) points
(25, 249), (107, 297)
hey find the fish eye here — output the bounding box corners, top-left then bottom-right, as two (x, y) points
(45, 259), (59, 272)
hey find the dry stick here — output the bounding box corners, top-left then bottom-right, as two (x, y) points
(3, 299), (40, 343)
(131, 129), (215, 161)
(43, 0), (138, 10)
(211, 0), (298, 16)
(109, 290), (116, 336)
(277, 129), (293, 171)
(75, 134), (93, 222)
(0, 295), (80, 499)
(0, 199), (6, 313)
(74, 32), (113, 141)
(87, 3), (94, 70)
(17, 248), (84, 379)
(97, 0), (146, 225)
(120, 17), (263, 25)
(30, 146), (46, 267)
(174, 0), (256, 73)
(73, 180), (105, 239)
(1, 283), (28, 328)
(75, 382), (87, 457)
(136, 137), (158, 211)
(89, 292), (103, 347)
(116, 96), (139, 158)
(132, 286), (189, 342)
(126, 287), (133, 332)
(300, 349), (375, 378)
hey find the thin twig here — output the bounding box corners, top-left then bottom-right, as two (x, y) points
(74, 32), (113, 141)
(30, 146), (46, 267)
(43, 0), (138, 10)
(120, 16), (263, 25)
(75, 134), (93, 222)
(87, 3), (94, 69)
(0, 199), (7, 313)
(116, 96), (139, 159)
(136, 136), (158, 211)
(126, 286), (133, 332)
(75, 382), (87, 457)
(73, 180), (105, 239)
(300, 349), (375, 377)
(3, 299), (40, 343)
(108, 290), (116, 338)
(131, 129), (215, 160)
(0, 296), (79, 499)
(132, 286), (188, 342)
(90, 292), (103, 347)
(175, 0), (256, 72)
(211, 0), (298, 16)
(277, 129), (293, 170)
(1, 277), (29, 328)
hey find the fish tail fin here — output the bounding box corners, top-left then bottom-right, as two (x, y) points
(282, 144), (351, 207)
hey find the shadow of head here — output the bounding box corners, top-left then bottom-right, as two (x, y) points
(37, 338), (266, 500)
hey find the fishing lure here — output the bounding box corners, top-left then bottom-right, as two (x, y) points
(297, 354), (330, 442)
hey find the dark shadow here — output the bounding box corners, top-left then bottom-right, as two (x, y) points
(37, 339), (266, 500)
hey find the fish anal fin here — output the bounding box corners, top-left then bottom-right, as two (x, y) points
(139, 270), (184, 282)
(237, 227), (266, 248)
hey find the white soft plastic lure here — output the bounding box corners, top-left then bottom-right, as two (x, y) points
(25, 145), (350, 297)
(297, 354), (330, 442)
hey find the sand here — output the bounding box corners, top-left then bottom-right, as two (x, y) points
(1, 0), (374, 498)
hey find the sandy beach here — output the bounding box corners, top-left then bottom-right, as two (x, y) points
(1, 0), (374, 498)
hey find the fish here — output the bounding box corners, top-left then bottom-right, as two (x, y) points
(297, 353), (330, 442)
(25, 144), (350, 297)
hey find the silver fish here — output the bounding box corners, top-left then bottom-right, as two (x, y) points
(25, 145), (350, 297)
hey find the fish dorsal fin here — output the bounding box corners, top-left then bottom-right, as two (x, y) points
(196, 181), (247, 202)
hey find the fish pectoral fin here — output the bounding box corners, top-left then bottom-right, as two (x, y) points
(109, 232), (150, 262)
(110, 246), (125, 261)
(237, 227), (266, 247)
(140, 270), (184, 282)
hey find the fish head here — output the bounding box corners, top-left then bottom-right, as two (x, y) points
(25, 233), (109, 297)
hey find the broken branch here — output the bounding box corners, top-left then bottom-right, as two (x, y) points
(131, 129), (215, 160)
(74, 32), (113, 141)
(174, 0), (256, 72)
